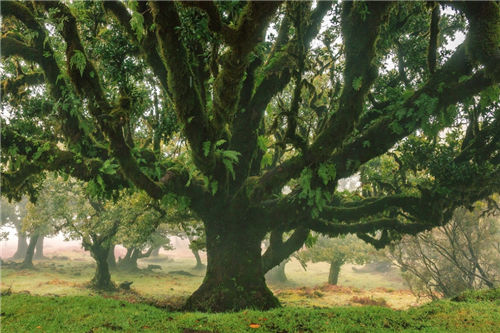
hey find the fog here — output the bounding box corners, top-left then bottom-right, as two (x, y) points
(0, 230), (200, 260)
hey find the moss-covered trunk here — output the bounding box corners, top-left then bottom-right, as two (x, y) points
(107, 245), (116, 269)
(90, 244), (115, 290)
(12, 231), (28, 260)
(33, 236), (46, 260)
(21, 234), (39, 269)
(192, 248), (204, 270)
(328, 259), (343, 285)
(118, 247), (139, 271)
(184, 221), (279, 312)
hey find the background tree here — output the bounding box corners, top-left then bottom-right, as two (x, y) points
(299, 234), (372, 285)
(1, 197), (28, 259)
(388, 202), (500, 299)
(1, 1), (499, 311)
(114, 192), (172, 271)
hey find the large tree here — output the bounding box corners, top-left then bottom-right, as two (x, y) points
(1, 1), (499, 311)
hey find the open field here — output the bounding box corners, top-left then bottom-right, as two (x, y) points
(1, 247), (423, 310)
(3, 246), (498, 332)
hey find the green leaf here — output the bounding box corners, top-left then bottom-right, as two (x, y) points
(223, 159), (236, 179)
(130, 11), (145, 41)
(99, 159), (118, 175)
(352, 76), (363, 91)
(215, 139), (227, 148)
(210, 180), (218, 195)
(318, 163), (336, 185)
(222, 150), (240, 162)
(257, 135), (268, 151)
(203, 141), (211, 157)
(261, 152), (273, 168)
(70, 50), (86, 76)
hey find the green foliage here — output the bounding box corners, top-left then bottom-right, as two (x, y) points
(317, 163), (336, 186)
(300, 234), (374, 268)
(69, 50), (86, 76)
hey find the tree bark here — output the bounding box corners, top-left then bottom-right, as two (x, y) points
(184, 222), (280, 312)
(328, 259), (344, 285)
(21, 233), (39, 269)
(192, 248), (205, 270)
(118, 247), (139, 271)
(33, 235), (46, 260)
(107, 244), (116, 270)
(151, 246), (161, 257)
(265, 260), (288, 283)
(89, 243), (115, 290)
(11, 230), (28, 260)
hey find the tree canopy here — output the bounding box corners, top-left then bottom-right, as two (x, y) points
(1, 1), (499, 311)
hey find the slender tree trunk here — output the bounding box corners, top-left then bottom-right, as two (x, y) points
(90, 244), (115, 290)
(265, 260), (288, 283)
(12, 232), (28, 260)
(107, 245), (116, 270)
(151, 246), (161, 257)
(328, 259), (344, 285)
(33, 236), (46, 260)
(21, 234), (39, 269)
(192, 249), (205, 270)
(184, 221), (279, 312)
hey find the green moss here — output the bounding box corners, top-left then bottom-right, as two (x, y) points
(2, 293), (499, 332)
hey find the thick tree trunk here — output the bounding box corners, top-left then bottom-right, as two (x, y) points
(265, 260), (288, 283)
(21, 234), (39, 269)
(12, 232), (28, 260)
(107, 245), (116, 270)
(33, 236), (46, 260)
(118, 247), (140, 271)
(89, 244), (115, 290)
(192, 249), (205, 270)
(184, 222), (279, 312)
(328, 259), (344, 285)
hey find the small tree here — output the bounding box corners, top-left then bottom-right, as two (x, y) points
(299, 234), (372, 285)
(115, 192), (173, 271)
(388, 202), (500, 299)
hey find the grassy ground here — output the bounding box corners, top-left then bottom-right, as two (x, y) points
(0, 252), (422, 310)
(1, 252), (499, 332)
(1, 290), (499, 332)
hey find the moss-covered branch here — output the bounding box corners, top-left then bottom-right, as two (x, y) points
(180, 1), (235, 42)
(427, 3), (440, 74)
(149, 1), (214, 174)
(0, 37), (41, 63)
(230, 2), (331, 184)
(1, 72), (45, 97)
(0, 127), (113, 199)
(211, 1), (281, 133)
(307, 2), (393, 162)
(1, 1), (97, 150)
(252, 25), (499, 203)
(261, 227), (310, 273)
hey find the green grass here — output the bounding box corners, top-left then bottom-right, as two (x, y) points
(1, 254), (420, 310)
(1, 290), (499, 332)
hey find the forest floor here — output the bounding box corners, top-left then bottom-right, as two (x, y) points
(0, 250), (424, 310)
(1, 251), (499, 332)
(2, 289), (499, 332)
